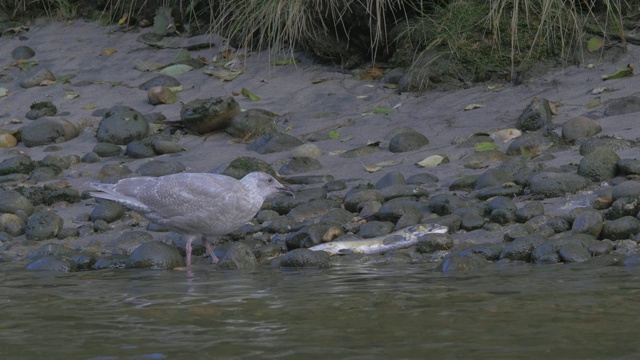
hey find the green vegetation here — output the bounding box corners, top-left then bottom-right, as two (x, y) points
(0, 0), (633, 90)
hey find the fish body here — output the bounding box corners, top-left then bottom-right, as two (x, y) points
(309, 224), (448, 255)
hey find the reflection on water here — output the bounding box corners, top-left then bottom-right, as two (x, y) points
(1, 261), (640, 359)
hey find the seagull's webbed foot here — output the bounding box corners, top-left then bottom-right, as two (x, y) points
(202, 236), (219, 264)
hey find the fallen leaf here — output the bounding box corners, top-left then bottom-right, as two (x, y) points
(203, 68), (243, 81)
(15, 59), (38, 71)
(168, 85), (183, 93)
(56, 73), (76, 83)
(417, 154), (447, 167)
(363, 164), (382, 172)
(39, 80), (56, 86)
(372, 107), (392, 115)
(174, 49), (191, 63)
(0, 88), (9, 98)
(241, 87), (260, 101)
(275, 58), (300, 66)
(602, 64), (634, 81)
(586, 96), (601, 109)
(329, 150), (346, 156)
(283, 125), (293, 132)
(340, 135), (354, 142)
(475, 142), (499, 152)
(159, 64), (193, 76)
(99, 48), (117, 56)
(591, 87), (615, 95)
(358, 67), (383, 80)
(82, 105), (99, 109)
(135, 61), (164, 72)
(587, 37), (604, 53)
(311, 78), (329, 84)
(64, 90), (79, 99)
(490, 128), (521, 142)
(328, 130), (340, 139)
(365, 158), (404, 172)
(464, 104), (485, 111)
(118, 13), (129, 25)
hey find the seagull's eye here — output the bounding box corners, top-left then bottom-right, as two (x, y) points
(268, 178), (273, 183)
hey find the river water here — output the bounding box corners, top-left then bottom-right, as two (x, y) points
(1, 260), (640, 360)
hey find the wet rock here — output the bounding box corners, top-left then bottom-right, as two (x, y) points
(280, 248), (331, 268)
(26, 256), (78, 272)
(91, 200), (125, 223)
(0, 189), (34, 215)
(474, 169), (514, 190)
(248, 132), (304, 154)
(577, 147), (620, 182)
(268, 188), (326, 214)
(11, 45), (35, 60)
(92, 255), (129, 270)
(561, 116), (601, 142)
(285, 175), (334, 185)
(21, 117), (79, 147)
(603, 95), (640, 116)
(388, 128), (429, 153)
(358, 221), (394, 238)
(558, 243), (592, 263)
(379, 185), (429, 201)
(340, 143), (380, 158)
(528, 172), (590, 198)
(506, 131), (562, 156)
(515, 201), (545, 223)
(500, 234), (546, 261)
(606, 196), (640, 220)
(25, 211), (64, 241)
(359, 201), (382, 218)
(458, 243), (507, 261)
(515, 98), (552, 131)
(226, 109), (277, 140)
(96, 106), (149, 145)
(40, 155), (72, 170)
(343, 189), (384, 212)
(136, 160), (186, 177)
(81, 152), (101, 163)
(278, 156), (322, 175)
(290, 143), (324, 158)
(71, 252), (98, 270)
(416, 233), (453, 253)
(108, 231), (155, 255)
(20, 68), (56, 88)
(126, 139), (156, 158)
(98, 163), (133, 180)
(406, 172), (439, 185)
(323, 179), (347, 192)
(611, 181), (640, 200)
(147, 86), (177, 105)
(462, 150), (509, 169)
(126, 241), (185, 269)
(139, 74), (180, 90)
(0, 213), (25, 236)
(579, 137), (632, 156)
(436, 253), (488, 272)
(453, 207), (486, 231)
(221, 156), (277, 179)
(180, 96), (240, 134)
(262, 215), (297, 233)
(92, 143), (121, 158)
(217, 242), (258, 269)
(531, 240), (563, 264)
(618, 159), (640, 176)
(152, 138), (184, 155)
(25, 101), (57, 120)
(428, 194), (467, 216)
(423, 214), (462, 233)
(319, 208), (355, 226)
(601, 216), (640, 240)
(475, 184), (523, 200)
(503, 224), (533, 241)
(589, 239), (614, 256)
(288, 199), (339, 222)
(571, 208), (603, 237)
(29, 165), (63, 182)
(26, 243), (78, 261)
(376, 201), (422, 223)
(375, 171), (405, 189)
(285, 224), (332, 249)
(449, 175), (478, 191)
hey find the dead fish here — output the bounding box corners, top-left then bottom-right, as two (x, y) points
(309, 223), (448, 255)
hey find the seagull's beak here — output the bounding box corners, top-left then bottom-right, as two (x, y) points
(277, 183), (295, 198)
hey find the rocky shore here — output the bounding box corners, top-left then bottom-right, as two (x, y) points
(1, 20), (640, 272)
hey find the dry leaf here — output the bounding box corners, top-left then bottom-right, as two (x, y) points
(464, 104), (485, 111)
(311, 78), (329, 84)
(64, 90), (79, 99)
(417, 154), (447, 167)
(490, 128), (521, 143)
(329, 150), (346, 156)
(204, 68), (243, 81)
(0, 88), (9, 98)
(99, 48), (117, 56)
(82, 105), (99, 109)
(586, 97), (601, 109)
(118, 13), (129, 25)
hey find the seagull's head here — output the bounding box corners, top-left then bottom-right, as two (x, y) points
(242, 172), (295, 198)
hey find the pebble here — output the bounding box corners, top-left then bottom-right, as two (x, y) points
(180, 96), (240, 134)
(248, 132), (304, 154)
(126, 241), (185, 269)
(96, 106), (150, 145)
(226, 109), (277, 140)
(21, 117), (80, 147)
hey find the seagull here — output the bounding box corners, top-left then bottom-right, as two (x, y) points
(89, 172), (294, 268)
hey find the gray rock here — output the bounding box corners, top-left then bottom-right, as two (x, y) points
(449, 175), (479, 191)
(515, 201), (545, 223)
(603, 95), (640, 116)
(25, 101), (57, 120)
(226, 109), (277, 140)
(26, 256), (78, 272)
(92, 256), (129, 270)
(221, 157), (277, 179)
(528, 172), (590, 198)
(248, 132), (304, 154)
(26, 243), (78, 261)
(458, 243), (507, 261)
(21, 117), (79, 147)
(98, 164), (133, 180)
(126, 241), (185, 269)
(290, 143), (324, 158)
(40, 155), (71, 170)
(375, 171), (405, 189)
(416, 233), (453, 253)
(379, 185), (429, 201)
(577, 147), (620, 182)
(268, 187), (326, 214)
(81, 152), (101, 163)
(280, 248), (331, 267)
(506, 131), (562, 156)
(93, 142), (122, 157)
(29, 165), (63, 182)
(489, 208), (516, 225)
(180, 96), (240, 134)
(618, 159), (640, 176)
(376, 200), (422, 222)
(319, 208), (355, 226)
(0, 213), (25, 236)
(343, 189), (384, 212)
(217, 242), (258, 269)
(606, 196), (640, 220)
(611, 180), (640, 200)
(136, 160), (186, 177)
(278, 156), (322, 175)
(436, 253), (488, 272)
(475, 184), (523, 200)
(25, 211), (64, 241)
(601, 216), (640, 240)
(288, 199), (339, 222)
(561, 116), (601, 142)
(96, 106), (149, 145)
(579, 137), (632, 156)
(515, 98), (552, 131)
(406, 172), (439, 185)
(453, 207), (486, 231)
(571, 208), (603, 237)
(91, 200), (125, 223)
(285, 224), (332, 249)
(531, 240), (563, 264)
(11, 45), (35, 60)
(423, 214), (462, 233)
(20, 68), (56, 88)
(358, 221), (394, 238)
(139, 74), (180, 90)
(388, 129), (429, 153)
(428, 194), (467, 216)
(0, 189), (34, 215)
(109, 231), (155, 255)
(126, 139), (156, 158)
(147, 86), (176, 105)
(339, 143), (380, 158)
(262, 215), (298, 233)
(285, 175), (334, 185)
(500, 234), (546, 261)
(152, 138), (184, 155)
(474, 168), (514, 190)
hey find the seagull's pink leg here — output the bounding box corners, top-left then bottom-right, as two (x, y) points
(185, 237), (193, 268)
(202, 237), (219, 264)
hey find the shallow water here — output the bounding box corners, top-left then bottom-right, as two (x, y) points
(1, 261), (640, 360)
